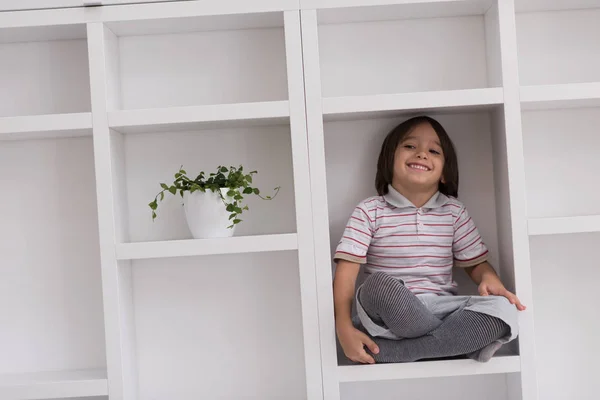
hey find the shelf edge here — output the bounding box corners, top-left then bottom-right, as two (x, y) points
(116, 233), (299, 260)
(108, 101), (290, 129)
(0, 112), (93, 135)
(528, 215), (600, 236)
(323, 88), (504, 116)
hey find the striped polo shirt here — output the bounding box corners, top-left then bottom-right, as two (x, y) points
(334, 185), (488, 296)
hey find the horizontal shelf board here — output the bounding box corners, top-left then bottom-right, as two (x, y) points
(116, 233), (298, 260)
(106, 12), (284, 37)
(0, 0), (297, 29)
(0, 369), (108, 399)
(0, 24), (86, 44)
(323, 88), (503, 121)
(520, 83), (600, 111)
(108, 101), (290, 134)
(309, 0), (493, 25)
(0, 113), (92, 141)
(528, 215), (600, 236)
(338, 355), (520, 383)
(516, 0), (600, 13)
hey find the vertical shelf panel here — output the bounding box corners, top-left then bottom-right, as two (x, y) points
(530, 233), (600, 400)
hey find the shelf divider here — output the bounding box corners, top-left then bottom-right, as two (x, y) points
(108, 101), (290, 133)
(116, 233), (299, 260)
(0, 112), (92, 140)
(0, 369), (108, 400)
(520, 82), (600, 110)
(338, 355), (521, 383)
(322, 88), (503, 120)
(528, 215), (600, 236)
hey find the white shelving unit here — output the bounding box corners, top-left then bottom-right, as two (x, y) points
(1, 0), (598, 399)
(515, 1), (600, 400)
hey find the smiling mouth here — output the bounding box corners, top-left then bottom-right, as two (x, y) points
(407, 163), (430, 171)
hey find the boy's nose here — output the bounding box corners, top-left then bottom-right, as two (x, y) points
(417, 151), (428, 159)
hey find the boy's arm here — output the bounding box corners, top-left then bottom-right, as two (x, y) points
(464, 261), (526, 311)
(334, 260), (379, 364)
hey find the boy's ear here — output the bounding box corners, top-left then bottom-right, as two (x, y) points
(440, 176), (446, 184)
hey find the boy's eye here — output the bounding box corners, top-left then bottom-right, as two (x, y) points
(430, 149), (441, 155)
(403, 144), (416, 149)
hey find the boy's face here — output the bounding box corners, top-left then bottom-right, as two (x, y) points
(392, 122), (445, 194)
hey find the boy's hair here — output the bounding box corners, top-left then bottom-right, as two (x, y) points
(375, 115), (459, 198)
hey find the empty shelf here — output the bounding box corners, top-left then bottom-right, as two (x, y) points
(322, 88), (503, 121)
(108, 101), (290, 133)
(528, 215), (600, 236)
(0, 113), (92, 140)
(0, 368), (108, 399)
(520, 82), (600, 110)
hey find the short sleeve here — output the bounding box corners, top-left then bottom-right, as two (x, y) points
(333, 202), (375, 264)
(453, 206), (488, 268)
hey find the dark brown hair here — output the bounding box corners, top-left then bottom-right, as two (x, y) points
(375, 116), (459, 198)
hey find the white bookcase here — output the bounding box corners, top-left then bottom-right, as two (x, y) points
(0, 1), (598, 399)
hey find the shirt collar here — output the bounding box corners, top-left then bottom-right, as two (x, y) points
(383, 184), (449, 209)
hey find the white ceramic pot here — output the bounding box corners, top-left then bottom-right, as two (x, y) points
(183, 188), (236, 239)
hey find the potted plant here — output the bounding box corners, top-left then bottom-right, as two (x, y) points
(149, 165), (279, 239)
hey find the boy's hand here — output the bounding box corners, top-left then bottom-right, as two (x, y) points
(479, 274), (526, 311)
(337, 324), (379, 364)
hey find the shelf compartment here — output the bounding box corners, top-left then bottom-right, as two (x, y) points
(108, 101), (290, 134)
(517, 6), (600, 86)
(0, 369), (107, 400)
(0, 112), (92, 140)
(323, 88), (503, 121)
(528, 215), (600, 236)
(315, 1), (502, 98)
(338, 355), (520, 383)
(0, 24), (91, 118)
(116, 233), (298, 260)
(522, 107), (600, 219)
(520, 83), (600, 110)
(102, 12), (289, 112)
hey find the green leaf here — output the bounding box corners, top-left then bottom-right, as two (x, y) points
(243, 187), (253, 194)
(169, 186), (177, 195)
(233, 219), (242, 224)
(245, 175), (253, 184)
(180, 189), (185, 198)
(253, 188), (260, 195)
(180, 169), (187, 175)
(229, 214), (236, 220)
(160, 192), (164, 201)
(149, 201), (157, 210)
(152, 211), (157, 220)
(243, 206), (249, 211)
(220, 166), (228, 173)
(234, 207), (243, 214)
(175, 172), (182, 178)
(226, 204), (235, 212)
(227, 189), (236, 197)
(160, 183), (169, 190)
